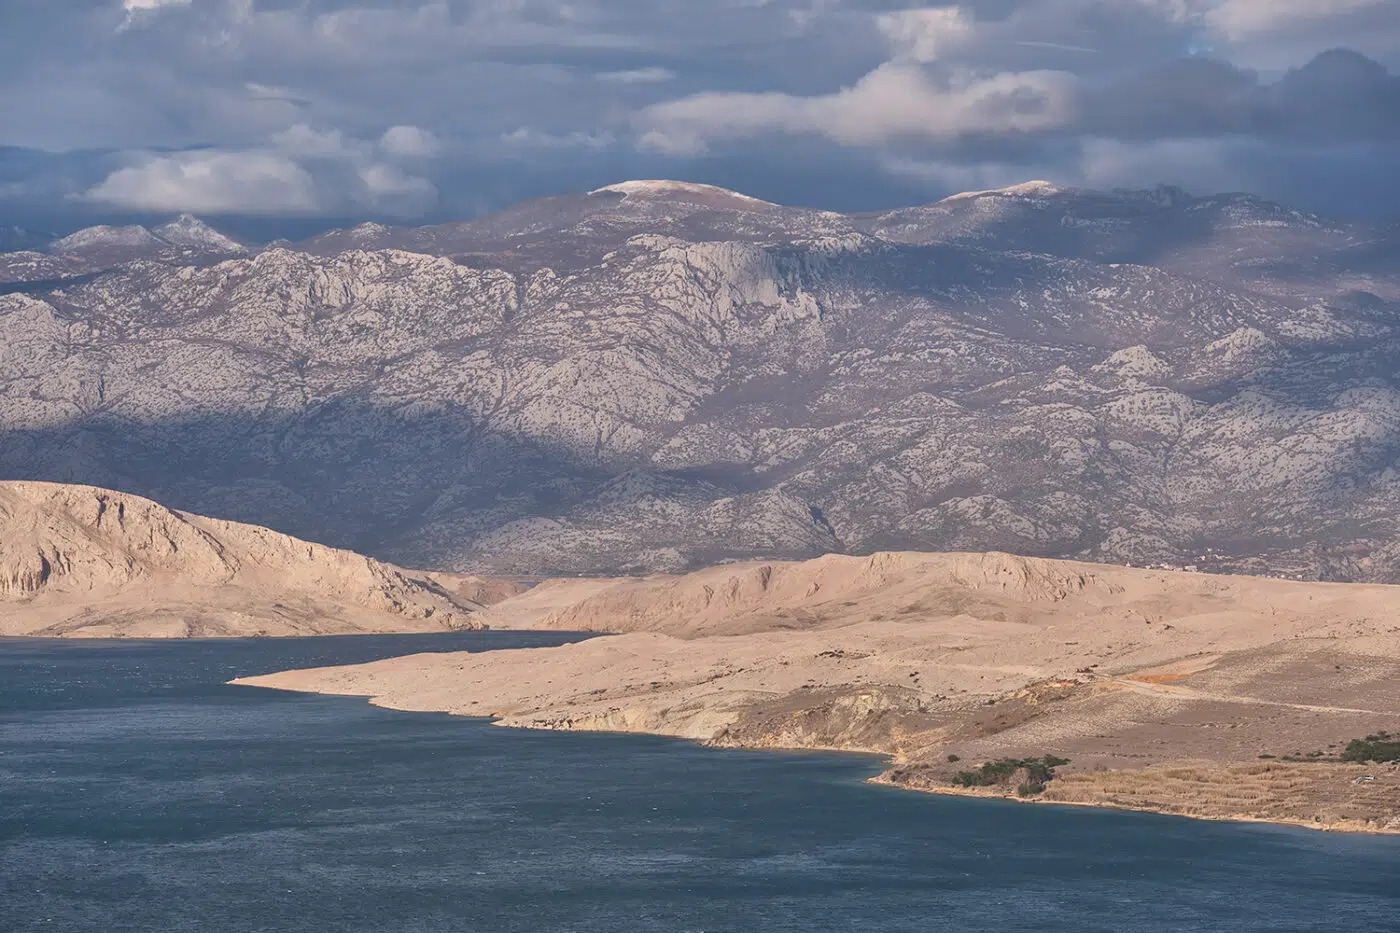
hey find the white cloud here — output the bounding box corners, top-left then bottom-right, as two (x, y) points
(3, 0), (1397, 219)
(501, 127), (617, 150)
(118, 0), (191, 31)
(597, 67), (675, 84)
(82, 122), (444, 215)
(637, 63), (1078, 155)
(357, 163), (437, 213)
(85, 150), (321, 213)
(122, 0), (190, 11)
(876, 7), (974, 63)
(380, 125), (442, 157)
(1205, 0), (1387, 38)
(270, 124), (355, 159)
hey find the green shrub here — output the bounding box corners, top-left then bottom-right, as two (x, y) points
(952, 756), (1070, 790)
(1340, 732), (1400, 763)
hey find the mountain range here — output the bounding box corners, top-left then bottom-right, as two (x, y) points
(3, 179), (1400, 579)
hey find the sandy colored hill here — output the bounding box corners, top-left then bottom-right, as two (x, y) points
(239, 550), (1400, 831)
(0, 481), (525, 637)
(475, 576), (643, 630)
(507, 550), (1389, 638)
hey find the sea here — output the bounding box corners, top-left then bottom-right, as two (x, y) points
(2, 633), (1398, 933)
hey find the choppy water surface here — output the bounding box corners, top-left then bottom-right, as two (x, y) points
(2, 635), (1398, 933)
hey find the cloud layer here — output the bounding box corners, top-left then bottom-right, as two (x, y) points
(82, 123), (439, 215)
(0, 0), (1397, 225)
(638, 64), (1080, 155)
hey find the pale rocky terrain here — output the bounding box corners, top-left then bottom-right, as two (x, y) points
(0, 480), (518, 637)
(0, 215), (245, 282)
(4, 181), (1400, 579)
(239, 550), (1400, 832)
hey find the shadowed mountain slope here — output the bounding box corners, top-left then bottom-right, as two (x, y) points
(3, 182), (1400, 578)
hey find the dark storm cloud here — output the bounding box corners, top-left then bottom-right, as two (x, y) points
(0, 0), (1397, 228)
(1085, 50), (1400, 141)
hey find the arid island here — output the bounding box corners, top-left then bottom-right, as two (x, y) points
(235, 549), (1400, 834)
(2, 479), (1394, 832)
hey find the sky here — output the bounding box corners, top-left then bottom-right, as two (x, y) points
(2, 0), (1399, 231)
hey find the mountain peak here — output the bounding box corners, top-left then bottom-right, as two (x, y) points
(51, 224), (164, 254)
(152, 214), (246, 253)
(589, 180), (776, 208)
(939, 180), (1072, 203)
(7, 179), (1399, 583)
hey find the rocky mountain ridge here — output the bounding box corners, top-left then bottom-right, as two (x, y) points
(2, 181), (1400, 578)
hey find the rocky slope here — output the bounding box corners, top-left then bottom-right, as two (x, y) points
(0, 481), (515, 637)
(238, 549), (1400, 832)
(3, 182), (1400, 578)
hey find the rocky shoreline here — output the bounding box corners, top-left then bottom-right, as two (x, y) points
(233, 559), (1400, 834)
(875, 763), (1400, 835)
(235, 667), (1400, 834)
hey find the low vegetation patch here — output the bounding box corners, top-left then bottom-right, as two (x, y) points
(952, 756), (1071, 796)
(1341, 732), (1400, 764)
(1255, 732), (1400, 764)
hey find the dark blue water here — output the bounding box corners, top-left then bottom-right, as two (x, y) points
(3, 636), (1398, 933)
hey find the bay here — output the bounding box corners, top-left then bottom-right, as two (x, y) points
(2, 635), (1397, 933)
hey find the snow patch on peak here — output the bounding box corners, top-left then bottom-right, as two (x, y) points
(590, 180), (775, 207)
(940, 180), (1071, 203)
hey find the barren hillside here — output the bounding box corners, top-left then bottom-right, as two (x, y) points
(241, 550), (1400, 832)
(0, 481), (521, 637)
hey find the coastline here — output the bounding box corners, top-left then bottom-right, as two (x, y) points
(235, 671), (1400, 837)
(225, 552), (1400, 840)
(509, 717), (1400, 836)
(870, 775), (1400, 836)
(510, 709), (1400, 836)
